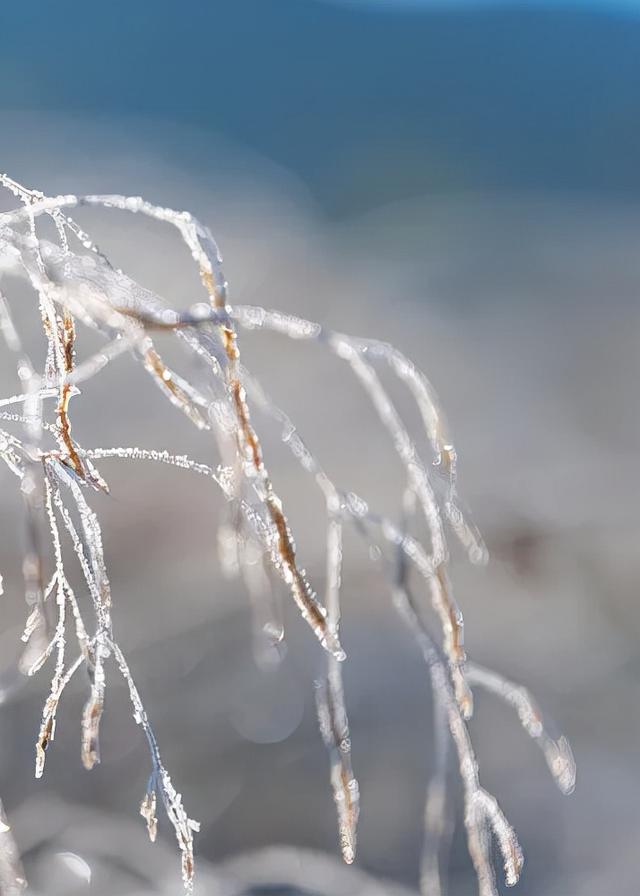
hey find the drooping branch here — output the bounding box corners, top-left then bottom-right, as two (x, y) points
(0, 176), (574, 896)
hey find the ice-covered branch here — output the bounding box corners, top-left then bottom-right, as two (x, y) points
(0, 175), (574, 895)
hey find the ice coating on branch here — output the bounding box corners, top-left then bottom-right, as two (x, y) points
(0, 175), (574, 896)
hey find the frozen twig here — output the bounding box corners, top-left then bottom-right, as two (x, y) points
(0, 175), (574, 894)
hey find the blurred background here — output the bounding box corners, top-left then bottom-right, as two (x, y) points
(1, 1), (640, 894)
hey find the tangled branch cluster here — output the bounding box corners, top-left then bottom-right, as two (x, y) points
(0, 175), (575, 894)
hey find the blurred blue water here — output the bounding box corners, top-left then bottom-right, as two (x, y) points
(2, 0), (640, 215)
